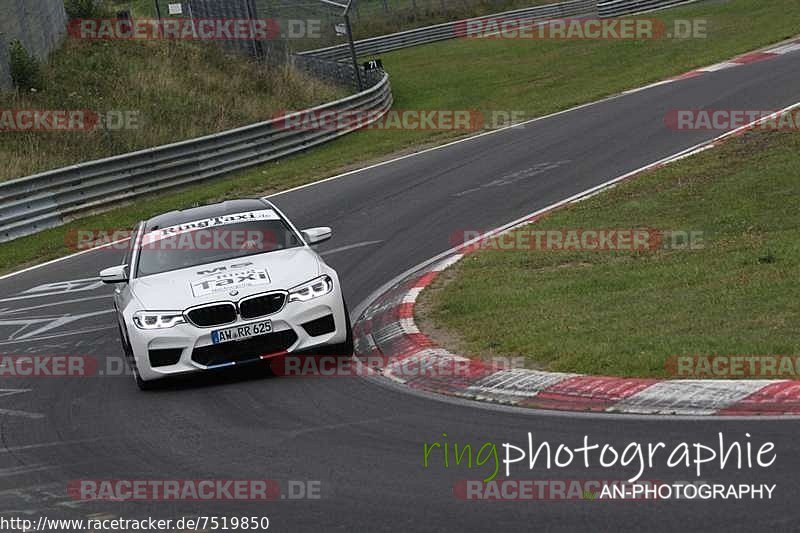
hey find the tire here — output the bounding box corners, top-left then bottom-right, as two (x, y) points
(132, 358), (159, 391)
(317, 301), (354, 358)
(118, 323), (158, 391)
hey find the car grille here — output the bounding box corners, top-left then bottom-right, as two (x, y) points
(191, 330), (298, 367)
(240, 292), (286, 320)
(186, 303), (237, 328)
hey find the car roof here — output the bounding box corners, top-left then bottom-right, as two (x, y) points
(143, 198), (274, 232)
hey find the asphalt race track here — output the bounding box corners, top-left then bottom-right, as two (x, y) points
(1, 52), (799, 532)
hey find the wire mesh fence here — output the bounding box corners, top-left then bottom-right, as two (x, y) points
(151, 0), (373, 90)
(118, 0), (565, 90)
(348, 0), (554, 37)
(0, 0), (68, 88)
(144, 0), (559, 54)
(249, 0), (559, 44)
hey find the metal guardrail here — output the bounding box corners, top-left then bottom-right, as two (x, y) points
(598, 0), (700, 17)
(0, 0), (707, 243)
(0, 74), (393, 242)
(299, 0), (598, 62)
(302, 0), (705, 62)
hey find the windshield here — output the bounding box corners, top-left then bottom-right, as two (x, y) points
(135, 212), (303, 277)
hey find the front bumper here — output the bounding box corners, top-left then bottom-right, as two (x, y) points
(125, 286), (347, 382)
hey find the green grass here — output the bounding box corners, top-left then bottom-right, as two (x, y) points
(0, 38), (344, 180)
(347, 0), (554, 40)
(373, 0), (800, 116)
(132, 0), (554, 42)
(119, 0), (155, 17)
(1, 0), (798, 275)
(420, 129), (800, 378)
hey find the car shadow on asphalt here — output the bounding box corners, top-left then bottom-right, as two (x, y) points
(142, 362), (277, 392)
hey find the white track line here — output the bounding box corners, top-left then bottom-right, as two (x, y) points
(0, 438), (103, 454)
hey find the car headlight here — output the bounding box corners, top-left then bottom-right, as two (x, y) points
(133, 311), (186, 330)
(288, 275), (334, 303)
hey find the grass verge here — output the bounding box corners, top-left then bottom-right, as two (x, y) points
(347, 0), (554, 40)
(1, 0), (798, 275)
(127, 0), (554, 40)
(418, 129), (800, 378)
(1, 38), (344, 180)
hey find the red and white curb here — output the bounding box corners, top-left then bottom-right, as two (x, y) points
(616, 36), (800, 96)
(353, 254), (800, 416)
(353, 97), (800, 417)
(671, 38), (800, 81)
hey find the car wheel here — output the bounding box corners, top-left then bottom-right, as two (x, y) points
(131, 358), (158, 391)
(118, 323), (158, 391)
(318, 301), (354, 358)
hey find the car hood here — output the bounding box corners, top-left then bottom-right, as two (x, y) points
(130, 247), (322, 310)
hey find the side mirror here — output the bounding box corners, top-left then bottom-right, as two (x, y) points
(302, 227), (333, 245)
(100, 264), (128, 284)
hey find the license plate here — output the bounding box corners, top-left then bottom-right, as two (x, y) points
(211, 320), (272, 345)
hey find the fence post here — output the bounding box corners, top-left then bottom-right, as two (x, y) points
(246, 0), (264, 60)
(344, 11), (363, 91)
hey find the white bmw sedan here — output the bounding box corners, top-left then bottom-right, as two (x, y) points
(100, 198), (352, 390)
